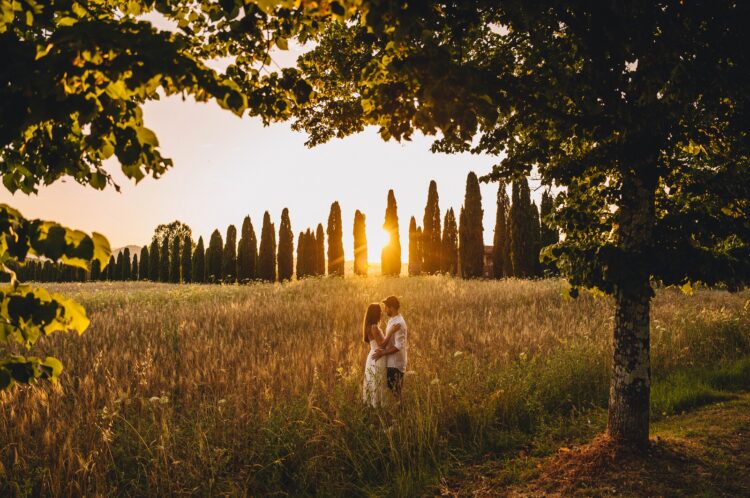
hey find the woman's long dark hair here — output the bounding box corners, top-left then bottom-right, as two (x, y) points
(362, 303), (382, 343)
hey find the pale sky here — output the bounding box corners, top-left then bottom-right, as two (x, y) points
(0, 39), (544, 262)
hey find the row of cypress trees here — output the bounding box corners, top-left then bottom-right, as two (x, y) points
(16, 175), (558, 283)
(408, 173), (559, 279)
(492, 179), (559, 278)
(406, 173), (486, 277)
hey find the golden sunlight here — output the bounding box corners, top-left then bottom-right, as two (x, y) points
(367, 227), (393, 261)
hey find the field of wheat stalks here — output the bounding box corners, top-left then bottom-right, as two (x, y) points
(1, 277), (749, 496)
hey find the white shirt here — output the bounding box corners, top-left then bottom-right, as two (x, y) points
(385, 315), (407, 372)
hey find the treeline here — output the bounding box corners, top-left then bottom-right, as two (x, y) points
(14, 173), (559, 283)
(407, 173), (559, 278)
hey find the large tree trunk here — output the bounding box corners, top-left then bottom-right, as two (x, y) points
(608, 285), (651, 446)
(607, 171), (656, 449)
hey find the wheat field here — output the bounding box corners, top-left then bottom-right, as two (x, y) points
(1, 277), (749, 496)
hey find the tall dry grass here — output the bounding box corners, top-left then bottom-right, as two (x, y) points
(0, 277), (748, 496)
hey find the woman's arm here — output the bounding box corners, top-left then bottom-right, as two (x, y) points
(371, 325), (388, 347)
(378, 323), (401, 347)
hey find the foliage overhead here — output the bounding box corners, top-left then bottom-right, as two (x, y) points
(294, 1), (750, 294)
(0, 204), (109, 388)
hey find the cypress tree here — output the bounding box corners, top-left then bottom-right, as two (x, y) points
(131, 255), (138, 281)
(159, 237), (170, 282)
(416, 227), (424, 273)
(91, 259), (101, 281)
(149, 239), (159, 281)
(422, 180), (442, 274)
(509, 178), (534, 277)
(258, 211), (277, 282)
(170, 236), (181, 283)
(408, 216), (422, 276)
(207, 229), (223, 283)
(223, 225), (237, 283)
(307, 229), (317, 277)
(182, 234), (192, 283)
(442, 208), (459, 276)
(458, 172), (485, 278)
(192, 236), (205, 283)
(315, 224), (325, 276)
(237, 216), (258, 282)
(296, 231), (306, 279)
(121, 248), (131, 280)
(107, 255), (115, 281)
(381, 189), (402, 276)
(353, 210), (368, 276)
(115, 252), (124, 281)
(139, 246), (149, 280)
(539, 191), (559, 275)
(278, 208), (294, 281)
(492, 183), (512, 278)
(327, 202), (344, 277)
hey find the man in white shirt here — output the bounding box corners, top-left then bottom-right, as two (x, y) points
(373, 295), (407, 396)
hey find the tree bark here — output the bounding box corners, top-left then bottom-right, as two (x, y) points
(608, 286), (651, 447)
(607, 171), (655, 449)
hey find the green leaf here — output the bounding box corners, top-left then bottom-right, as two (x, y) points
(136, 127), (159, 147)
(41, 356), (63, 380)
(92, 232), (112, 268)
(90, 171), (107, 189)
(53, 295), (90, 335)
(6, 360), (34, 383)
(57, 16), (78, 27)
(105, 80), (130, 100)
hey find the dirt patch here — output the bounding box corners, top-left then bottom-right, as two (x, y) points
(439, 395), (750, 497)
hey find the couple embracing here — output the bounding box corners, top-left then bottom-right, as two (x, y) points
(362, 296), (408, 407)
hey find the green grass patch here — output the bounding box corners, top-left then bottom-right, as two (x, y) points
(651, 357), (750, 418)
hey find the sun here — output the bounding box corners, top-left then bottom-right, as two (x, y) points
(367, 227), (393, 261)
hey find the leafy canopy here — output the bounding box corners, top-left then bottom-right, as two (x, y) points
(294, 1), (750, 294)
(0, 204), (109, 388)
(0, 0), (355, 389)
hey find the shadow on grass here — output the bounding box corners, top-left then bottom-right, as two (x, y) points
(437, 357), (750, 497)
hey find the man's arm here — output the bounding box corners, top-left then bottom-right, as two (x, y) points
(373, 328), (403, 360)
(380, 322), (401, 345)
(372, 344), (398, 360)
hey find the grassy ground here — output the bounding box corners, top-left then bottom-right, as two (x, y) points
(438, 392), (750, 497)
(0, 277), (748, 496)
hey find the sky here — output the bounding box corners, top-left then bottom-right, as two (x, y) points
(0, 41), (544, 262)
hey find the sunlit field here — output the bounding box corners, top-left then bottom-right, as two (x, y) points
(1, 277), (749, 496)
